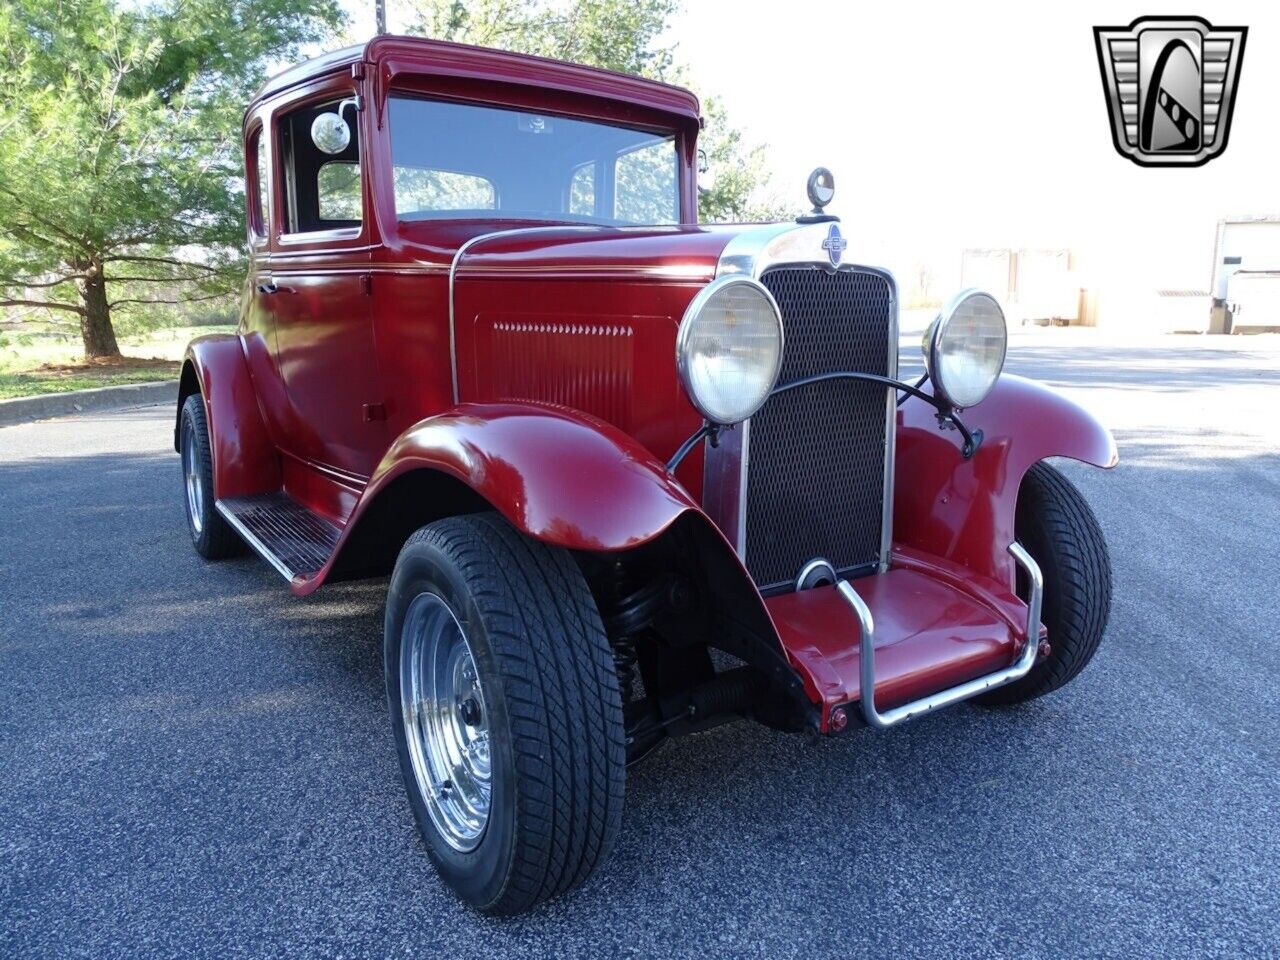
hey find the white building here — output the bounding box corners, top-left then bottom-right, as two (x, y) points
(1210, 217), (1280, 333)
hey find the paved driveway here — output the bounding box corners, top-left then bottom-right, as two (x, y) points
(2, 331), (1278, 958)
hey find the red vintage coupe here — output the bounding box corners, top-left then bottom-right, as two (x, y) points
(177, 36), (1116, 914)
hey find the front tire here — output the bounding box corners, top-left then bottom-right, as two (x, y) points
(179, 394), (241, 560)
(980, 462), (1112, 706)
(385, 513), (625, 915)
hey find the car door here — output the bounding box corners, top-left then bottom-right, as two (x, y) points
(240, 115), (298, 453)
(266, 84), (386, 481)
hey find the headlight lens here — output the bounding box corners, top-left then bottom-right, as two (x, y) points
(924, 290), (1007, 408)
(677, 277), (784, 424)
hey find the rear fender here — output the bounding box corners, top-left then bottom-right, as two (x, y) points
(893, 373), (1118, 590)
(177, 335), (280, 499)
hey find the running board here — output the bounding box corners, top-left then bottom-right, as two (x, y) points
(837, 542), (1044, 729)
(216, 492), (340, 584)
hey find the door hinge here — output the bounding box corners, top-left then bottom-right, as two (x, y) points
(363, 402), (387, 423)
(360, 273), (372, 295)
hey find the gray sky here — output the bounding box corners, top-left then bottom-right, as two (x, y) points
(342, 0), (1277, 293)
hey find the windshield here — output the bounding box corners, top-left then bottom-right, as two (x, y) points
(388, 94), (680, 225)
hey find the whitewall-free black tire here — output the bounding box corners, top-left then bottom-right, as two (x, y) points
(384, 513), (625, 914)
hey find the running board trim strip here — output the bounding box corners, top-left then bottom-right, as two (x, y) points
(215, 500), (298, 583)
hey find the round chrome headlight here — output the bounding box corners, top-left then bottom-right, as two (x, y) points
(923, 289), (1007, 409)
(677, 276), (784, 425)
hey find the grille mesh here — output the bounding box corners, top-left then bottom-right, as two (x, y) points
(745, 267), (894, 592)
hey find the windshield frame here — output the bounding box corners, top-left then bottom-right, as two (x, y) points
(384, 92), (686, 231)
(375, 79), (695, 231)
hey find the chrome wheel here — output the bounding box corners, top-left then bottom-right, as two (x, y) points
(181, 415), (204, 536)
(400, 592), (491, 851)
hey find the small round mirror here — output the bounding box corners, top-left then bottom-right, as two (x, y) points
(806, 167), (835, 210)
(310, 112), (351, 155)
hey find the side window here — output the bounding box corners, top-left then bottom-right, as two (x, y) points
(318, 162), (362, 221)
(278, 98), (362, 233)
(615, 139), (677, 224)
(247, 127), (268, 237)
(568, 162), (596, 217)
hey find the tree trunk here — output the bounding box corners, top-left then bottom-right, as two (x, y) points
(77, 259), (120, 359)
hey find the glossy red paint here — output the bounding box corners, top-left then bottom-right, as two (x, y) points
(369, 402), (697, 549)
(291, 401), (703, 596)
(893, 374), (1118, 592)
(188, 36), (1119, 721)
(179, 335), (279, 499)
(267, 258), (386, 479)
(767, 568), (1018, 726)
(765, 542), (1049, 730)
(453, 226), (726, 279)
(454, 228), (724, 491)
(234, 36), (718, 527)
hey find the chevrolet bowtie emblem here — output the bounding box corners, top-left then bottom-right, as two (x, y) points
(821, 223), (848, 267)
(1094, 16), (1247, 167)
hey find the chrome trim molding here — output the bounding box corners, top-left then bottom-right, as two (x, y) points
(701, 222), (901, 572)
(716, 222), (807, 278)
(879, 279), (900, 573)
(215, 500), (296, 582)
(700, 419), (748, 561)
(737, 419), (751, 563)
(795, 557), (838, 592)
(839, 541), (1045, 729)
(448, 230), (512, 405)
(455, 263), (713, 280)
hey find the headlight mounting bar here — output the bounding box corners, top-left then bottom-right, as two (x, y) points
(666, 371), (983, 475)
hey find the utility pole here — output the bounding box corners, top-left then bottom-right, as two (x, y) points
(376, 0), (387, 35)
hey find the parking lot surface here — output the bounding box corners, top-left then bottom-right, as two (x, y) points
(2, 330), (1278, 958)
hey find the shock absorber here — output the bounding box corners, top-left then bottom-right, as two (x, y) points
(611, 635), (639, 704)
(603, 569), (668, 703)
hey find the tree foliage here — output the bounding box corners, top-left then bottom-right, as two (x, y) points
(404, 0), (787, 223)
(0, 0), (343, 357)
(412, 0), (678, 77)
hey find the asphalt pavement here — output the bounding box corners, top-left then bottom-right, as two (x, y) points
(2, 329), (1278, 959)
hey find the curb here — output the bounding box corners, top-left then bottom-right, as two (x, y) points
(0, 379), (178, 428)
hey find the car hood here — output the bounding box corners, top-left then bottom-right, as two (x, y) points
(396, 221), (745, 283)
(395, 219), (866, 286)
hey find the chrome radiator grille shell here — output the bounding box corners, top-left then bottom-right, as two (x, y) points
(702, 225), (898, 596)
(745, 266), (896, 592)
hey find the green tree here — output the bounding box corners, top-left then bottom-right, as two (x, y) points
(404, 0), (787, 223)
(0, 0), (343, 359)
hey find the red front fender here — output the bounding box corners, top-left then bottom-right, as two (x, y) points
(316, 403), (758, 621)
(321, 402), (813, 722)
(893, 373), (1118, 590)
(337, 401), (699, 566)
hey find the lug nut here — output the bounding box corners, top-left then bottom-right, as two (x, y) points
(1037, 640), (1052, 660)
